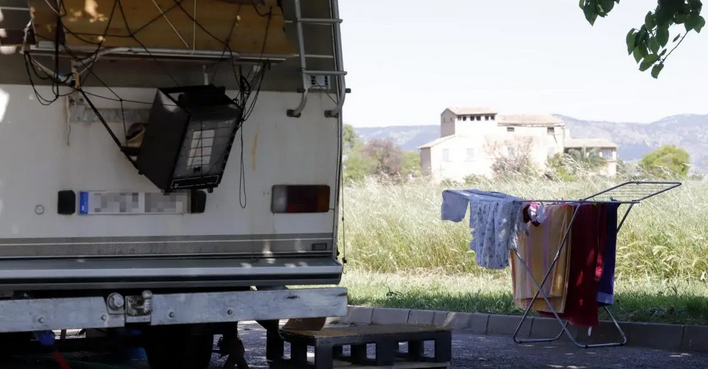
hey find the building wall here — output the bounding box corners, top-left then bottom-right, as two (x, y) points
(499, 125), (565, 171)
(425, 127), (566, 183)
(440, 110), (457, 137)
(426, 111), (570, 183)
(420, 147), (432, 176)
(604, 161), (618, 176)
(453, 118), (497, 137)
(428, 136), (496, 182)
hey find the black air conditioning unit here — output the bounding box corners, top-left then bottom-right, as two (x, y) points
(127, 85), (243, 193)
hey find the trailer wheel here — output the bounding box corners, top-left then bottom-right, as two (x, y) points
(142, 326), (213, 369)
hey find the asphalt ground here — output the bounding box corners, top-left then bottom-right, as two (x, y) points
(2, 322), (707, 369)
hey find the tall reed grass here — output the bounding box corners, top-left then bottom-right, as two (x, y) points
(340, 177), (708, 282)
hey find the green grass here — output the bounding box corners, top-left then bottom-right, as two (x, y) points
(337, 177), (708, 325)
(340, 271), (708, 325)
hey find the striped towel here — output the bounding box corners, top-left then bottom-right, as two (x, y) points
(510, 203), (573, 313)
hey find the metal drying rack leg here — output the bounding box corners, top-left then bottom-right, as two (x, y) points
(512, 205), (586, 346)
(510, 181), (681, 348)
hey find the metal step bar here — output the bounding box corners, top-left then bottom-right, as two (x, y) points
(286, 0), (348, 119)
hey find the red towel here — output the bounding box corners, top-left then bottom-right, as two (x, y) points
(539, 203), (607, 327)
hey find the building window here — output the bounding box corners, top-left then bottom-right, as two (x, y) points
(601, 149), (614, 159)
(442, 148), (451, 162)
(466, 148), (475, 161)
(507, 127), (515, 132)
(547, 127), (555, 135)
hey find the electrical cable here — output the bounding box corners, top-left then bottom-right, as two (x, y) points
(250, 0), (271, 17)
(78, 88), (138, 167)
(23, 0), (274, 208)
(167, 0), (273, 208)
(209, 4), (244, 85)
(21, 0), (119, 105)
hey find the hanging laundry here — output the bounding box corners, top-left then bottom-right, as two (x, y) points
(523, 202), (548, 226)
(538, 203), (608, 327)
(597, 202), (620, 305)
(511, 203), (573, 313)
(441, 190), (527, 269)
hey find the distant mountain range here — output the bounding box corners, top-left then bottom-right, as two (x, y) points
(354, 114), (708, 172)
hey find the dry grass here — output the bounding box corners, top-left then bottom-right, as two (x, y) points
(336, 177), (708, 324)
(341, 177), (708, 280)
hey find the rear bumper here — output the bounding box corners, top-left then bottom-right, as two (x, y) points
(0, 287), (348, 333)
(0, 257), (343, 290)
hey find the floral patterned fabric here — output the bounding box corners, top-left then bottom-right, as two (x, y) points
(442, 189), (527, 269)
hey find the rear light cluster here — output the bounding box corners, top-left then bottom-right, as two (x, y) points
(271, 185), (330, 213)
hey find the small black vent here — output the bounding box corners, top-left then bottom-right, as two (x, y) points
(57, 190), (76, 215)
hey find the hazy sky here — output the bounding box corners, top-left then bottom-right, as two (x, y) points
(339, 0), (708, 127)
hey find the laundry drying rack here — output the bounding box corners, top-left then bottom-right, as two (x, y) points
(506, 180), (682, 348)
(443, 180), (682, 349)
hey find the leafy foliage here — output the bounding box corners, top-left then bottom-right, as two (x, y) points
(580, 0), (705, 78)
(403, 151), (421, 177)
(639, 144), (691, 178)
(342, 124), (420, 181)
(343, 124), (361, 151)
(343, 146), (375, 181)
(363, 138), (405, 177)
(566, 147), (606, 169)
(546, 148), (608, 181)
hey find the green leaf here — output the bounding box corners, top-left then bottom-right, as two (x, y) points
(660, 48), (668, 56)
(649, 38), (660, 53)
(651, 63), (665, 79)
(581, 0), (600, 25)
(632, 48), (642, 62)
(686, 13), (702, 31)
(637, 27), (649, 45)
(602, 0), (615, 14)
(673, 34), (682, 42)
(696, 16), (706, 33)
(645, 12), (656, 29)
(656, 25), (670, 46)
(626, 29), (637, 54)
(639, 54), (660, 71)
(682, 3), (693, 15)
(633, 46), (647, 63)
(689, 0), (703, 11)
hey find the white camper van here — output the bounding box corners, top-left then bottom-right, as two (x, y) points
(0, 0), (348, 367)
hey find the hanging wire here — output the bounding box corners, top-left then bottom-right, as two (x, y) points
(22, 0), (275, 207)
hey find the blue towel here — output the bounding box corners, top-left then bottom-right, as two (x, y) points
(597, 202), (620, 305)
(441, 190), (470, 222)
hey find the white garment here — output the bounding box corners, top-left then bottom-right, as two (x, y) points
(442, 190), (527, 269)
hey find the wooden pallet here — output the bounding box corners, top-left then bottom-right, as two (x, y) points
(277, 324), (452, 369)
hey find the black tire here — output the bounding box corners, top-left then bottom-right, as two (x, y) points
(143, 326), (214, 369)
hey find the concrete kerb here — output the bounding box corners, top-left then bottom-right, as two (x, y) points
(328, 306), (708, 353)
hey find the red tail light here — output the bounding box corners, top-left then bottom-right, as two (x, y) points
(271, 185), (331, 213)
